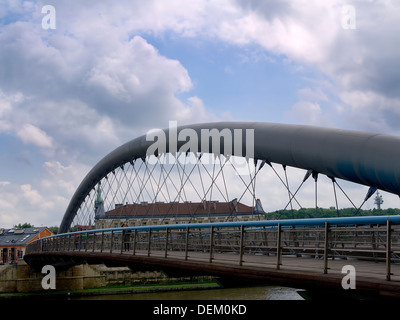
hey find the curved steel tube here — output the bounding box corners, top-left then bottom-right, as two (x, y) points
(60, 122), (400, 232)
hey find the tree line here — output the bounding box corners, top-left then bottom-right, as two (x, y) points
(265, 207), (400, 220)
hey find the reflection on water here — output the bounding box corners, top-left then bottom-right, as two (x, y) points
(77, 285), (305, 300)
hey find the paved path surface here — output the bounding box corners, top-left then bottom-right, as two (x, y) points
(136, 249), (400, 281)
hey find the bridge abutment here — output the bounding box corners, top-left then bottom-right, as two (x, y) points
(0, 262), (105, 293)
(1, 261), (212, 295)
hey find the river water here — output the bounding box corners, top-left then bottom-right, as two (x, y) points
(77, 285), (305, 300)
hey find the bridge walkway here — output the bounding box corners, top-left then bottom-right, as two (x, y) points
(123, 249), (400, 282)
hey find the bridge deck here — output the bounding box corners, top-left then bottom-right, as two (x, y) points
(25, 218), (400, 298)
(29, 248), (400, 298)
(134, 249), (400, 282)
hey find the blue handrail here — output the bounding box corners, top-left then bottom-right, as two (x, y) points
(41, 214), (400, 240)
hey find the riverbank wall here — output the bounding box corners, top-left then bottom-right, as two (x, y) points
(0, 262), (211, 293)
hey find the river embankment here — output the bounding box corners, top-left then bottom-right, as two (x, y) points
(0, 261), (219, 298)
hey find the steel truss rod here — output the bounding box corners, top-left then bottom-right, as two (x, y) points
(225, 158), (262, 221)
(283, 165), (294, 218)
(333, 179), (358, 210)
(198, 154), (232, 204)
(330, 177), (340, 217)
(269, 164), (303, 210)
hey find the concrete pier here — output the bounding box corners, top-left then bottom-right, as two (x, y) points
(0, 262), (178, 293)
(0, 262), (102, 293)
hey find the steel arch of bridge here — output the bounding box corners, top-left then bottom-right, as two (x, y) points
(59, 122), (400, 233)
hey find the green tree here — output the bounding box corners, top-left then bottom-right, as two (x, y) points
(265, 207), (400, 220)
(14, 222), (34, 228)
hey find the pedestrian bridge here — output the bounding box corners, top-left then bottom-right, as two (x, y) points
(23, 122), (400, 298)
(25, 215), (400, 298)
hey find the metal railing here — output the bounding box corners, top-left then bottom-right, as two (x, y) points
(26, 215), (400, 280)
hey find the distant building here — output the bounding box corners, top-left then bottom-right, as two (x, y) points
(0, 227), (52, 264)
(92, 182), (266, 229)
(374, 190), (384, 209)
(95, 197), (266, 229)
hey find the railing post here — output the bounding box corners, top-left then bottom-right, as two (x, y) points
(121, 230), (125, 254)
(276, 223), (282, 270)
(110, 230), (114, 253)
(85, 232), (88, 252)
(68, 234), (71, 251)
(165, 227), (169, 258)
(370, 225), (377, 261)
(323, 221), (329, 274)
(209, 225), (214, 263)
(78, 233), (82, 251)
(239, 225), (245, 266)
(147, 228), (152, 257)
(100, 230), (104, 253)
(92, 232), (96, 252)
(72, 233), (76, 251)
(262, 226), (269, 256)
(185, 226), (190, 261)
(133, 229), (137, 255)
(386, 219), (392, 281)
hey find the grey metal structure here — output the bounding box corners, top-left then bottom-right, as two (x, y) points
(59, 122), (400, 233)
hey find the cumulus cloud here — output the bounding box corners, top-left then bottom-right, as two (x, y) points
(0, 5), (217, 162)
(83, 35), (195, 124)
(220, 0), (338, 65)
(0, 159), (92, 228)
(41, 160), (89, 198)
(0, 1), (223, 227)
(0, 182), (63, 227)
(3, 0), (397, 150)
(222, 1), (400, 133)
(339, 90), (400, 133)
(1, 0), (399, 227)
(0, 90), (23, 132)
(285, 101), (324, 126)
(17, 124), (54, 149)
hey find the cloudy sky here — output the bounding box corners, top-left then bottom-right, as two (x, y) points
(0, 0), (399, 228)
